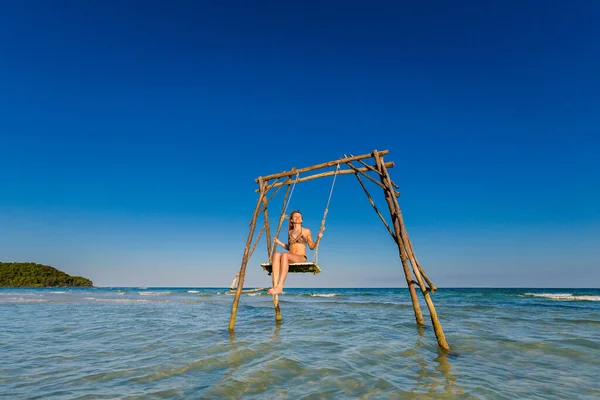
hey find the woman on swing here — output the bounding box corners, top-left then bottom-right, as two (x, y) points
(268, 210), (323, 295)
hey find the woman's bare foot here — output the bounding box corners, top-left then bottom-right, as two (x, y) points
(269, 286), (283, 295)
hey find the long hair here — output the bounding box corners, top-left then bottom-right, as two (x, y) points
(288, 210), (302, 231)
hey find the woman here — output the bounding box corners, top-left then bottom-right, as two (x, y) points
(268, 210), (323, 295)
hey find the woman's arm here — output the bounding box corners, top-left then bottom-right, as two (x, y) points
(274, 237), (289, 250)
(306, 228), (322, 250)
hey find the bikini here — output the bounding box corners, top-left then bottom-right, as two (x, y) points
(288, 230), (308, 260)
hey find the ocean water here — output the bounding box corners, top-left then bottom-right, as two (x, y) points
(1, 287), (599, 399)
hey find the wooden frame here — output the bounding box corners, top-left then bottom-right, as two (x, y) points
(227, 149), (450, 350)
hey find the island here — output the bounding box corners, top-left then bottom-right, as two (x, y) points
(0, 262), (93, 287)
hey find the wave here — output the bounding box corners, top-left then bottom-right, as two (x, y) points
(187, 290), (201, 294)
(0, 297), (49, 302)
(523, 293), (600, 301)
(83, 297), (171, 303)
(309, 293), (339, 297)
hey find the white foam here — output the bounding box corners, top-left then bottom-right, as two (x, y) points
(310, 293), (338, 297)
(187, 290), (200, 293)
(138, 291), (171, 296)
(524, 293), (600, 301)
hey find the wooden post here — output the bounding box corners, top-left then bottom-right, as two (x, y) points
(374, 152), (425, 326)
(374, 150), (450, 350)
(228, 185), (266, 331)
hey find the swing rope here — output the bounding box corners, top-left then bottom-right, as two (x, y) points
(312, 163), (340, 264)
(283, 172), (300, 217)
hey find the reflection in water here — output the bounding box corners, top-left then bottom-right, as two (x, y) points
(435, 349), (464, 395)
(211, 321), (286, 398)
(411, 328), (464, 396)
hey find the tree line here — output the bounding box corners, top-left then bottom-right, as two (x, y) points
(0, 262), (93, 287)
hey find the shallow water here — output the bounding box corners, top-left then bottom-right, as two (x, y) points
(1, 287), (599, 399)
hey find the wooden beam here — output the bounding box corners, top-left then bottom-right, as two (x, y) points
(255, 150), (389, 183)
(256, 162), (394, 191)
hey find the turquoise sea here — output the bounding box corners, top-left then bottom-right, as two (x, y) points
(1, 287), (599, 399)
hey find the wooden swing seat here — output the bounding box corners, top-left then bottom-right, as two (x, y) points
(261, 262), (322, 275)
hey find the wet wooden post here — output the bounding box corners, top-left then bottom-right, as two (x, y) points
(273, 294), (282, 321)
(374, 150), (450, 350)
(228, 181), (267, 331)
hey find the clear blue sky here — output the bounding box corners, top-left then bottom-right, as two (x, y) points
(1, 1), (599, 288)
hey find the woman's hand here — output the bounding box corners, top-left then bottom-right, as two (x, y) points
(318, 225), (326, 239)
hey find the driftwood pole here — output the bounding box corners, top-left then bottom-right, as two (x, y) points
(403, 229), (437, 292)
(228, 183), (267, 331)
(374, 150), (449, 350)
(373, 152), (425, 326)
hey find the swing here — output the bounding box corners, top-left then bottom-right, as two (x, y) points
(261, 261), (322, 275)
(260, 164), (340, 276)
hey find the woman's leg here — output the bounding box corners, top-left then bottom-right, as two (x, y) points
(271, 252), (282, 290)
(270, 252), (305, 294)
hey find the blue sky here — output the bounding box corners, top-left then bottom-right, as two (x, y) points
(1, 1), (599, 288)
